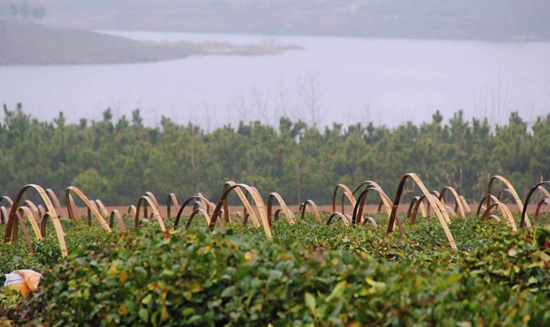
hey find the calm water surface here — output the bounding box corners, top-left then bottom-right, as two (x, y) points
(1, 31), (549, 128)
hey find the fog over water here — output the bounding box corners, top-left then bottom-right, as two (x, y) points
(1, 30), (549, 129)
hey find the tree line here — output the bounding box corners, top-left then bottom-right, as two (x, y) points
(1, 104), (548, 206)
(0, 2), (45, 20)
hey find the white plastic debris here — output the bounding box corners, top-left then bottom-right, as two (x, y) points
(4, 269), (42, 295)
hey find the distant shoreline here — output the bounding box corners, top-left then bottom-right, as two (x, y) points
(0, 22), (302, 66)
(28, 0), (550, 44)
(97, 27), (549, 44)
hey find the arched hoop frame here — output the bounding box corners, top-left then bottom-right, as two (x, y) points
(109, 210), (126, 232)
(65, 186), (111, 232)
(438, 186), (466, 218)
(407, 196), (427, 219)
(221, 181), (260, 226)
(351, 185), (393, 224)
(174, 195), (217, 229)
(481, 201), (517, 231)
(299, 199), (321, 222)
(209, 182), (272, 240)
(476, 194), (501, 217)
(134, 195), (166, 231)
(520, 181), (550, 230)
(486, 175), (527, 228)
(4, 184), (68, 257)
(167, 193), (180, 219)
(386, 173), (457, 250)
(332, 184), (356, 215)
(266, 192), (295, 227)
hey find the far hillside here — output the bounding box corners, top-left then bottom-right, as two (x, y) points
(2, 0), (549, 41)
(0, 22), (200, 65)
(0, 22), (298, 65)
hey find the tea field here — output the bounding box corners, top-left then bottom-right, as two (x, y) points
(1, 213), (550, 326)
(1, 174), (550, 326)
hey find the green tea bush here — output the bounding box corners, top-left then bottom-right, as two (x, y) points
(2, 219), (549, 327)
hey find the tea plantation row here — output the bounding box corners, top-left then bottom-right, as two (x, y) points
(1, 214), (550, 326)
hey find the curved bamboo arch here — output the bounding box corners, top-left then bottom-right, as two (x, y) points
(89, 200), (101, 226)
(173, 195), (216, 229)
(272, 209), (282, 222)
(351, 180), (385, 196)
(326, 212), (351, 227)
(407, 196), (427, 219)
(520, 181), (550, 230)
(0, 195), (13, 207)
(481, 202), (517, 231)
(46, 188), (64, 217)
(185, 208), (210, 228)
(209, 183), (272, 240)
(299, 199), (321, 222)
(221, 181), (259, 226)
(109, 210), (126, 232)
(486, 175), (527, 227)
(18, 206), (42, 240)
(531, 185), (550, 220)
(332, 184), (356, 215)
(377, 200), (383, 213)
(10, 211), (34, 253)
(459, 196), (471, 213)
(4, 184), (68, 257)
(534, 184), (550, 202)
(386, 173), (457, 250)
(86, 200), (97, 226)
(193, 207), (211, 225)
(351, 185), (393, 224)
(183, 208), (224, 230)
(409, 194), (451, 225)
(0, 196), (14, 223)
(352, 180), (389, 220)
(128, 205), (137, 216)
(0, 206), (7, 224)
(134, 195), (166, 232)
(166, 193), (180, 218)
(423, 190), (440, 215)
(65, 186), (111, 232)
(409, 194), (430, 225)
(359, 185), (392, 219)
(144, 191), (161, 212)
(267, 192), (295, 227)
(413, 192), (452, 223)
(534, 199), (550, 220)
(196, 192), (216, 214)
(67, 193), (75, 215)
(496, 188), (514, 204)
(362, 216), (378, 227)
(476, 194), (501, 217)
(40, 212), (50, 237)
(23, 200), (40, 218)
(438, 186), (466, 218)
(37, 204), (46, 218)
(95, 199), (110, 218)
(433, 195), (452, 223)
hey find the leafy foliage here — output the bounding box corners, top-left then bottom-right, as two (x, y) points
(1, 106), (550, 205)
(1, 216), (549, 326)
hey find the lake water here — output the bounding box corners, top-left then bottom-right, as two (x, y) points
(1, 30), (549, 129)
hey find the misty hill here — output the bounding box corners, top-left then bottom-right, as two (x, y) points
(11, 0), (550, 41)
(0, 22), (201, 65)
(0, 22), (299, 65)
